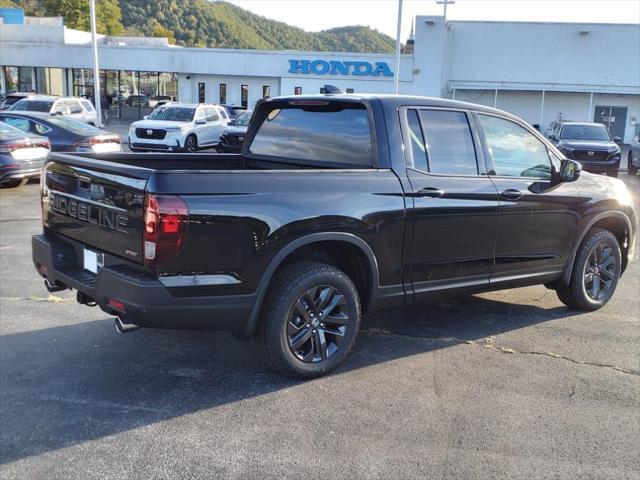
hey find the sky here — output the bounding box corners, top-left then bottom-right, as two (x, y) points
(226, 0), (640, 39)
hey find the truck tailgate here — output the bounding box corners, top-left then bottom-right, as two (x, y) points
(43, 154), (149, 263)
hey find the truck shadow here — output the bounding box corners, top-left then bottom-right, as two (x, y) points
(1, 294), (579, 465)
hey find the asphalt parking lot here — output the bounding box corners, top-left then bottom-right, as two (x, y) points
(1, 176), (639, 479)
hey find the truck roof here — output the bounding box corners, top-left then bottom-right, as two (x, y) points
(265, 93), (513, 118)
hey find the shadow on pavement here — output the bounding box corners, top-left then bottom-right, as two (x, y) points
(0, 293), (579, 464)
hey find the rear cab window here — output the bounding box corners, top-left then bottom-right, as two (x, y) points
(403, 107), (479, 175)
(248, 100), (374, 168)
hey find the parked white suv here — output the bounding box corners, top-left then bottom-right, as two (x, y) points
(128, 103), (229, 152)
(9, 95), (99, 125)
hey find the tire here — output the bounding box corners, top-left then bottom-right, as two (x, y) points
(555, 228), (621, 311)
(184, 134), (198, 153)
(255, 261), (361, 379)
(628, 152), (638, 175)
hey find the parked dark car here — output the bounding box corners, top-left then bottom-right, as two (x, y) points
(0, 92), (33, 111)
(32, 92), (636, 378)
(628, 131), (640, 175)
(219, 104), (246, 120)
(0, 112), (121, 153)
(549, 121), (622, 177)
(0, 122), (50, 188)
(216, 110), (253, 153)
(125, 95), (150, 107)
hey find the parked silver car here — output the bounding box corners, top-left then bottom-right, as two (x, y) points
(9, 95), (99, 125)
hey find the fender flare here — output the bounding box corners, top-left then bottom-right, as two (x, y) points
(561, 211), (634, 285)
(241, 232), (381, 338)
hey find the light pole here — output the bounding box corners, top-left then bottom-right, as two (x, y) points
(394, 0), (403, 94)
(89, 0), (102, 128)
(436, 0), (456, 20)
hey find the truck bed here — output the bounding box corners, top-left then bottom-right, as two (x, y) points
(67, 152), (327, 173)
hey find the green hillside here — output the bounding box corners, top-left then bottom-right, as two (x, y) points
(3, 0), (396, 53)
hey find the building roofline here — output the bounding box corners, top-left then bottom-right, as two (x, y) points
(416, 15), (640, 28)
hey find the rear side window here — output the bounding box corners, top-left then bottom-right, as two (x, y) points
(81, 100), (95, 112)
(249, 103), (373, 167)
(478, 114), (552, 178)
(416, 110), (478, 175)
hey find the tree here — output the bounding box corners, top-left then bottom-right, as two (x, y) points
(151, 21), (176, 45)
(43, 0), (124, 35)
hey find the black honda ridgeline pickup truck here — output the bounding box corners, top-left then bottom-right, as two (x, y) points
(33, 92), (636, 378)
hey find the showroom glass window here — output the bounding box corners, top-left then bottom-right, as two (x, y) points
(219, 84), (227, 104)
(263, 85), (270, 98)
(412, 110), (478, 175)
(478, 114), (552, 178)
(249, 104), (373, 167)
(3, 67), (19, 92)
(241, 85), (248, 108)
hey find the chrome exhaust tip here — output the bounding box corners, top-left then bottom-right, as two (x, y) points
(114, 317), (141, 334)
(44, 279), (66, 293)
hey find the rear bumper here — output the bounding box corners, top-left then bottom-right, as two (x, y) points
(0, 166), (41, 183)
(32, 233), (258, 334)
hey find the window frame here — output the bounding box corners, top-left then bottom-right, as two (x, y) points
(473, 111), (559, 181)
(399, 106), (487, 177)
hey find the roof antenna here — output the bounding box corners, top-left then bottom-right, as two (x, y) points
(320, 85), (344, 95)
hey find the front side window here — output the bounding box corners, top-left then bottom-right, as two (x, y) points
(67, 101), (83, 114)
(418, 110), (478, 175)
(233, 112), (252, 127)
(249, 103), (373, 167)
(478, 114), (552, 179)
(204, 107), (219, 122)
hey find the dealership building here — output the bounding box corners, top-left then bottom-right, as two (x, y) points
(1, 8), (639, 141)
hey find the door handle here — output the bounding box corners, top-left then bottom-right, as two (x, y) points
(416, 187), (444, 198)
(500, 188), (523, 201)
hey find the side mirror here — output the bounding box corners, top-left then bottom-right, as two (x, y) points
(143, 115), (148, 120)
(195, 118), (206, 125)
(558, 159), (582, 183)
(613, 136), (622, 143)
(548, 134), (557, 142)
(227, 120), (233, 125)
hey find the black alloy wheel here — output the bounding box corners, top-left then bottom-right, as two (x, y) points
(582, 242), (617, 301)
(287, 285), (350, 363)
(555, 228), (621, 310)
(255, 261), (361, 378)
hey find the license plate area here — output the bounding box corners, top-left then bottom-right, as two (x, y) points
(83, 248), (104, 274)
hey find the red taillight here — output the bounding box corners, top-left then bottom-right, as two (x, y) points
(107, 299), (126, 312)
(143, 194), (189, 266)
